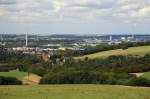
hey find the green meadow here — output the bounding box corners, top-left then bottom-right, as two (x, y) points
(0, 85), (150, 99)
(77, 45), (150, 59)
(0, 70), (28, 80)
(142, 72), (150, 80)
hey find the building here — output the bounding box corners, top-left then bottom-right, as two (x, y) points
(41, 51), (51, 62)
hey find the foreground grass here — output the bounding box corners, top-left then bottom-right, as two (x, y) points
(0, 70), (28, 80)
(77, 45), (150, 59)
(0, 85), (150, 99)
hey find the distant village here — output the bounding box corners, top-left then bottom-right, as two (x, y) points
(0, 34), (150, 62)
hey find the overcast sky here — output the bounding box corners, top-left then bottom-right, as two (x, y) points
(0, 0), (150, 34)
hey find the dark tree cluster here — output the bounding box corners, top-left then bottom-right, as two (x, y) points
(0, 76), (22, 85)
(70, 41), (150, 56)
(28, 54), (150, 87)
(0, 50), (40, 72)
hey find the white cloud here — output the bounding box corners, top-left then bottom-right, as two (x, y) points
(0, 9), (5, 16)
(134, 7), (150, 17)
(0, 0), (150, 23)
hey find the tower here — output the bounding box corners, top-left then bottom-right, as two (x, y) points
(25, 33), (28, 47)
(0, 34), (3, 41)
(109, 35), (112, 41)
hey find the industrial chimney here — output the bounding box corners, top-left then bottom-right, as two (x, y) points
(26, 33), (28, 47)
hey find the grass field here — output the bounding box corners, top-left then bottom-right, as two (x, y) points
(0, 70), (41, 85)
(0, 85), (150, 99)
(130, 73), (144, 77)
(142, 72), (150, 80)
(0, 70), (28, 80)
(77, 45), (150, 59)
(0, 63), (9, 67)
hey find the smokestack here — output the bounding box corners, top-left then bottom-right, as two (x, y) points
(132, 34), (134, 39)
(109, 35), (112, 41)
(0, 35), (3, 41)
(26, 33), (28, 47)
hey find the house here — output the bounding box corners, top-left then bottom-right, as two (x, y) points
(41, 51), (51, 62)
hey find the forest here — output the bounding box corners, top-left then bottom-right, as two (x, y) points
(0, 46), (150, 86)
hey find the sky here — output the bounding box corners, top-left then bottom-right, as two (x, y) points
(0, 0), (150, 35)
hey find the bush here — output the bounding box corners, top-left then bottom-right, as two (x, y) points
(28, 64), (46, 76)
(40, 71), (100, 84)
(0, 76), (22, 85)
(127, 77), (150, 87)
(40, 71), (137, 85)
(0, 66), (17, 72)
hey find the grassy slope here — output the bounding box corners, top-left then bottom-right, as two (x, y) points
(142, 72), (150, 80)
(0, 70), (28, 80)
(0, 85), (150, 99)
(77, 45), (150, 59)
(0, 64), (9, 66)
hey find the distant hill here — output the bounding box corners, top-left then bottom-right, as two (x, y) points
(77, 45), (150, 59)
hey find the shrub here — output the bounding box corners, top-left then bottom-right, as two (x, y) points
(28, 64), (46, 76)
(40, 71), (137, 86)
(127, 77), (150, 87)
(0, 76), (22, 85)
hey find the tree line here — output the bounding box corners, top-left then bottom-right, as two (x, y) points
(65, 41), (150, 57)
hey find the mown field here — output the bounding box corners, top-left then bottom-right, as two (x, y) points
(0, 70), (28, 80)
(142, 72), (150, 80)
(0, 85), (150, 99)
(77, 45), (150, 59)
(0, 70), (41, 85)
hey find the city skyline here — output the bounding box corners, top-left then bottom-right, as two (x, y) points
(0, 0), (150, 34)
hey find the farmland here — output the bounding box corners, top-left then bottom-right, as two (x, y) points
(0, 70), (42, 85)
(0, 70), (28, 80)
(142, 72), (150, 80)
(0, 85), (150, 99)
(77, 45), (150, 59)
